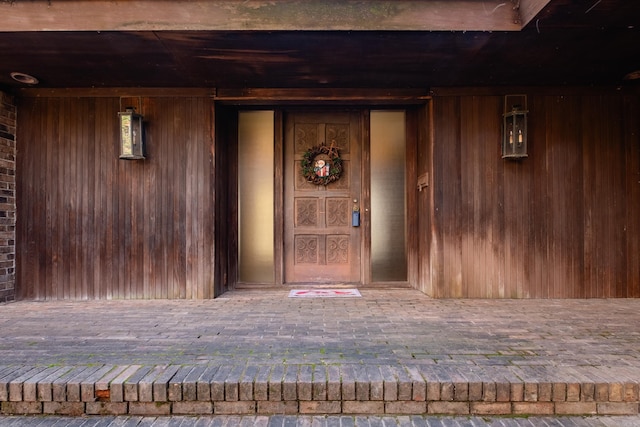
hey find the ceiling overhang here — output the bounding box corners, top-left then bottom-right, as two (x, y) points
(1, 0), (550, 32)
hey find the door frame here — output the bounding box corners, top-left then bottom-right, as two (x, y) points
(215, 90), (430, 290)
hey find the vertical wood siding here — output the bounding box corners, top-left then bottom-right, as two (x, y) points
(14, 90), (640, 300)
(17, 96), (215, 299)
(429, 92), (640, 298)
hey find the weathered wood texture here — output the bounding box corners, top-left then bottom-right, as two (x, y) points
(16, 96), (216, 299)
(428, 92), (640, 298)
(14, 89), (640, 299)
(415, 104), (434, 296)
(0, 0), (523, 32)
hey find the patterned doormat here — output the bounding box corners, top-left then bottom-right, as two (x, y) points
(288, 289), (362, 298)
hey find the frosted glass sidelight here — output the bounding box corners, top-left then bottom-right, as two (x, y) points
(370, 111), (407, 281)
(238, 111), (275, 283)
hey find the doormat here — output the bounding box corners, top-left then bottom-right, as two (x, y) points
(288, 289), (361, 298)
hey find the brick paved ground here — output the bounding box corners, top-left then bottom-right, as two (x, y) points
(3, 289), (640, 368)
(2, 415), (640, 426)
(1, 289), (640, 419)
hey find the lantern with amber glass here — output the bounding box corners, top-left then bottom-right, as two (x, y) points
(119, 107), (145, 160)
(502, 95), (528, 159)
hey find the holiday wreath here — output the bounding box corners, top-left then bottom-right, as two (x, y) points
(301, 144), (342, 186)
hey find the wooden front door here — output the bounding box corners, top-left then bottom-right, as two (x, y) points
(284, 111), (362, 284)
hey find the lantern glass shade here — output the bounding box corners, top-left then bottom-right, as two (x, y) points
(119, 108), (145, 160)
(502, 95), (528, 159)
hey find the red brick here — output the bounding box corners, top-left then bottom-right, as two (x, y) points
(470, 402), (511, 415)
(385, 401), (426, 414)
(597, 402), (639, 415)
(453, 382), (468, 401)
(341, 382), (355, 401)
(625, 383), (639, 402)
(496, 382), (510, 402)
(327, 381), (341, 401)
(510, 382), (523, 402)
(1, 401), (41, 415)
(297, 381), (312, 401)
(383, 381), (397, 401)
(268, 380), (282, 402)
(552, 383), (566, 402)
(524, 383), (538, 402)
(595, 383), (609, 401)
(355, 381), (369, 401)
(85, 402), (129, 415)
(440, 383), (454, 401)
(482, 382), (496, 402)
(609, 383), (624, 402)
(257, 401), (298, 415)
(254, 382), (268, 401)
(397, 380), (412, 401)
(512, 402), (554, 415)
(214, 401), (256, 415)
(425, 382), (440, 401)
(555, 402), (597, 415)
(342, 401), (384, 414)
(173, 401), (213, 415)
(412, 383), (426, 402)
(129, 402), (171, 416)
(468, 382), (483, 401)
(581, 383), (595, 402)
(428, 401), (469, 415)
(538, 383), (552, 402)
(299, 400), (341, 414)
(42, 402), (85, 416)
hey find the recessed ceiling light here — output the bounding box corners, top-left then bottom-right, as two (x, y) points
(10, 72), (39, 85)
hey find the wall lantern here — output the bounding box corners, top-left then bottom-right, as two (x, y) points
(118, 107), (145, 160)
(502, 94), (528, 159)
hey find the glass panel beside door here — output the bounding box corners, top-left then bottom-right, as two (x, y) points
(370, 111), (407, 282)
(238, 110), (275, 283)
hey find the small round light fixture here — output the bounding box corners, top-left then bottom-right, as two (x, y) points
(10, 72), (39, 85)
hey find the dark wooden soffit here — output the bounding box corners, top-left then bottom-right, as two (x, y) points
(1, 0), (549, 32)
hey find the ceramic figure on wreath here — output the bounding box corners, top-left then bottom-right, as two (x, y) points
(301, 142), (342, 186)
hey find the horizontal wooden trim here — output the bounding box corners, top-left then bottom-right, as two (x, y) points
(214, 88), (432, 104)
(18, 86), (639, 99)
(17, 88), (215, 98)
(520, 0), (551, 27)
(430, 86), (640, 97)
(0, 0), (539, 32)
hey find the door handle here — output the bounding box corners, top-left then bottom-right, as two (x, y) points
(352, 199), (360, 227)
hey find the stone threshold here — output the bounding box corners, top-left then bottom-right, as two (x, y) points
(0, 364), (638, 417)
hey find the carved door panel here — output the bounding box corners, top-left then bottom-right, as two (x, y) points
(284, 111), (362, 283)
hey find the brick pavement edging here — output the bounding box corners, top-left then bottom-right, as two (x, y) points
(1, 364), (639, 417)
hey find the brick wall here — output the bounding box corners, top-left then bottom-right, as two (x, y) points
(0, 91), (16, 303)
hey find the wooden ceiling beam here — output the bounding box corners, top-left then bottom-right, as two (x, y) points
(0, 0), (549, 32)
(214, 88), (432, 104)
(519, 0), (553, 27)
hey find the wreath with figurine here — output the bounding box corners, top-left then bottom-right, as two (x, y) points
(301, 143), (343, 186)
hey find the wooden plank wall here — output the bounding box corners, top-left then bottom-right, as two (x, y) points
(16, 95), (216, 299)
(415, 103), (434, 295)
(14, 89), (640, 299)
(428, 90), (640, 298)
